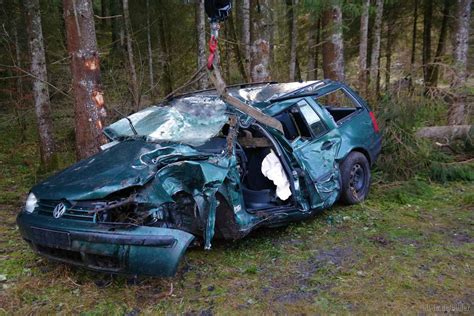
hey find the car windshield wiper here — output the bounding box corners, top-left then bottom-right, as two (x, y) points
(113, 108), (138, 136)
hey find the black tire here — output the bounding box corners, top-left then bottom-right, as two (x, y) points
(339, 151), (371, 205)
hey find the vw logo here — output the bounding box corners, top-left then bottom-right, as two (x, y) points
(52, 203), (67, 218)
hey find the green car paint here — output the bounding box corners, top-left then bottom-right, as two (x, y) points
(17, 80), (381, 277)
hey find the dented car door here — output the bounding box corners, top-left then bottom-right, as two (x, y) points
(291, 99), (342, 208)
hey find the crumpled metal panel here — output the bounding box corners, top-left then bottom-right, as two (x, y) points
(32, 139), (213, 201)
(156, 157), (232, 249)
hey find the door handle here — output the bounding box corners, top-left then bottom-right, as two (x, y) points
(321, 140), (334, 150)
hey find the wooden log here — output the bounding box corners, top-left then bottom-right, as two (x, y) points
(208, 65), (284, 133)
(415, 125), (472, 141)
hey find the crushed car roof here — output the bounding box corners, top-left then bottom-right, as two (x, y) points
(172, 80), (335, 108)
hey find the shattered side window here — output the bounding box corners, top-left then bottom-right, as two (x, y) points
(104, 96), (228, 146)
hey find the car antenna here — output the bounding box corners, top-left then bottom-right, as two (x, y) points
(112, 108), (138, 136)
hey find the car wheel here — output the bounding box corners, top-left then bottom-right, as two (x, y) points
(339, 151), (370, 205)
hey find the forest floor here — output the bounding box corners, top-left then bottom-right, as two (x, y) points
(0, 116), (473, 315)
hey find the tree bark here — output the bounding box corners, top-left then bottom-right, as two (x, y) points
(228, 12), (249, 82)
(196, 0), (208, 89)
(314, 18), (320, 80)
(416, 125), (472, 141)
(358, 0), (370, 97)
(369, 0), (384, 97)
(100, 0), (109, 27)
(250, 0), (272, 82)
(63, 0), (107, 160)
(321, 3), (344, 81)
(409, 0), (419, 91)
(430, 0), (451, 88)
(385, 16), (393, 92)
(146, 0), (154, 98)
(241, 0), (251, 78)
(223, 17), (231, 81)
(306, 14), (317, 80)
(448, 0), (472, 125)
(306, 16), (321, 81)
(287, 0), (298, 81)
(158, 8), (173, 95)
(422, 0), (433, 87)
(122, 0), (140, 111)
(24, 0), (57, 169)
(109, 0), (122, 51)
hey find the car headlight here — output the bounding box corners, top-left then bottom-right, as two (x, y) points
(24, 193), (38, 213)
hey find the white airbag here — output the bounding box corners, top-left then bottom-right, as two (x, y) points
(261, 150), (292, 200)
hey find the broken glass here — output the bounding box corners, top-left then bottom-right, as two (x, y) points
(104, 96), (228, 146)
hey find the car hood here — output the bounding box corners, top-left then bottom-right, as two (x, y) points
(32, 139), (217, 201)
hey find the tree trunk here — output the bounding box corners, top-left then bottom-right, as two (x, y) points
(422, 0), (433, 87)
(228, 12), (249, 82)
(24, 0), (57, 169)
(158, 6), (173, 95)
(430, 0), (451, 88)
(410, 0), (419, 91)
(63, 0), (107, 160)
(7, 0), (27, 141)
(250, 0), (272, 82)
(306, 14), (317, 80)
(416, 125), (472, 141)
(13, 22), (26, 138)
(241, 0), (251, 78)
(358, 0), (370, 97)
(287, 0), (298, 81)
(146, 0), (154, 98)
(369, 0), (384, 97)
(295, 56), (302, 81)
(321, 3), (344, 81)
(100, 0), (109, 27)
(196, 0), (208, 89)
(223, 18), (231, 81)
(268, 0), (275, 70)
(448, 0), (472, 125)
(109, 0), (122, 51)
(315, 18), (320, 80)
(385, 16), (393, 92)
(122, 0), (140, 111)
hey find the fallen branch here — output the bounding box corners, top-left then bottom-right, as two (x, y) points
(94, 14), (122, 19)
(444, 158), (474, 165)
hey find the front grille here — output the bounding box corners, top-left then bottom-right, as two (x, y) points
(35, 244), (121, 271)
(37, 200), (98, 222)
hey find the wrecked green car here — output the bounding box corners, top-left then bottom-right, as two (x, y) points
(17, 80), (381, 276)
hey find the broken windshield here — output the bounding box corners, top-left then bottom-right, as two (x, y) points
(104, 96), (228, 146)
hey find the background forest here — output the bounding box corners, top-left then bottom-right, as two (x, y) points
(0, 0), (473, 314)
(0, 0), (472, 173)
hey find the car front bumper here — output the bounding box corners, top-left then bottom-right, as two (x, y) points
(17, 212), (194, 276)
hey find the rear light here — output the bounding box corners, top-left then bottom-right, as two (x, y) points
(369, 111), (380, 133)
